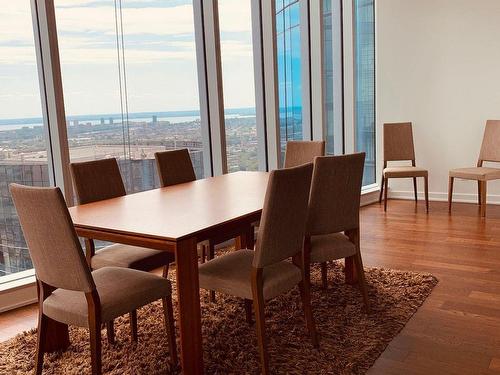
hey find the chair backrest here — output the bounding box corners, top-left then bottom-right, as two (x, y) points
(253, 163), (313, 268)
(10, 184), (95, 292)
(307, 153), (365, 236)
(70, 158), (126, 204)
(478, 120), (500, 164)
(155, 149), (196, 187)
(383, 122), (415, 162)
(283, 141), (325, 168)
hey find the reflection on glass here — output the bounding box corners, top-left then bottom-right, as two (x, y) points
(276, 0), (302, 162)
(55, 0), (204, 194)
(354, 0), (375, 185)
(0, 2), (49, 277)
(219, 0), (258, 172)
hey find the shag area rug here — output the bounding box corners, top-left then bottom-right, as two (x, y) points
(0, 262), (437, 374)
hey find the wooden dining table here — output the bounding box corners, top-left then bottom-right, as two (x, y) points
(66, 170), (270, 374)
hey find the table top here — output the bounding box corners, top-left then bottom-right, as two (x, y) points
(69, 171), (269, 242)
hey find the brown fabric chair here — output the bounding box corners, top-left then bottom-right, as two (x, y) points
(306, 153), (370, 310)
(449, 120), (500, 217)
(379, 122), (429, 212)
(70, 158), (173, 343)
(198, 163), (318, 374)
(10, 184), (177, 375)
(154, 149), (238, 303)
(283, 140), (325, 168)
(155, 148), (196, 187)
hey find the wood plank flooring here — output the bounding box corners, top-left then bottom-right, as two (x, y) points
(1, 199), (500, 374)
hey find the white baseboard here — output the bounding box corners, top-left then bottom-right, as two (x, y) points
(388, 189), (500, 205)
(0, 283), (37, 313)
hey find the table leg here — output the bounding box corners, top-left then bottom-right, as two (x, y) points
(236, 225), (255, 250)
(174, 237), (204, 374)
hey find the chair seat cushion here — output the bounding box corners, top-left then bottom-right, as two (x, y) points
(383, 166), (428, 178)
(91, 244), (173, 271)
(198, 249), (301, 300)
(43, 267), (171, 327)
(310, 233), (357, 263)
(449, 167), (500, 181)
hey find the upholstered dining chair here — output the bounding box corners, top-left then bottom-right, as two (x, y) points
(306, 153), (370, 311)
(449, 120), (500, 217)
(379, 122), (429, 212)
(70, 158), (173, 343)
(197, 163), (318, 374)
(155, 149), (230, 303)
(10, 184), (177, 375)
(283, 140), (325, 168)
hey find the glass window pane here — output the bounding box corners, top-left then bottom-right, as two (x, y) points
(323, 0), (335, 155)
(0, 2), (49, 277)
(276, 0), (303, 163)
(354, 0), (376, 185)
(55, 0), (204, 194)
(219, 0), (258, 172)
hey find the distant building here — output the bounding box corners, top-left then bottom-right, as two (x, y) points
(0, 148), (204, 276)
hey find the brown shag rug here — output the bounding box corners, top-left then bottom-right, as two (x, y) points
(0, 262), (437, 374)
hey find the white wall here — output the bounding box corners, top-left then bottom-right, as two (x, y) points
(377, 0), (500, 203)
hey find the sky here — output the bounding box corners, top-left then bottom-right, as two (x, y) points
(0, 0), (256, 119)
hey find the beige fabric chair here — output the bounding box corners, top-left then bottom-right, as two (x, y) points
(379, 122), (429, 212)
(198, 163), (318, 374)
(10, 184), (177, 375)
(70, 158), (173, 343)
(306, 153), (370, 310)
(155, 148), (197, 187)
(155, 149), (233, 303)
(283, 140), (325, 168)
(449, 120), (500, 217)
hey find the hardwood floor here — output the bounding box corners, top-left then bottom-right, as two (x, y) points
(2, 199), (500, 374)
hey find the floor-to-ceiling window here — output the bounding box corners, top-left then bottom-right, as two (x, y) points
(0, 2), (50, 278)
(55, 0), (204, 193)
(218, 0), (258, 172)
(354, 0), (375, 185)
(276, 0), (303, 162)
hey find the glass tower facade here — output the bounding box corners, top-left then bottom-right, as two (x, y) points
(276, 0), (303, 162)
(354, 0), (376, 185)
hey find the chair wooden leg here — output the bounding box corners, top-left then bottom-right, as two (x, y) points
(480, 181), (487, 217)
(130, 310), (138, 342)
(413, 177), (418, 202)
(252, 269), (269, 375)
(35, 314), (47, 375)
(478, 181), (482, 205)
(354, 251), (370, 313)
(298, 278), (319, 348)
(384, 177), (389, 212)
(244, 299), (253, 326)
(448, 177), (454, 214)
(89, 314), (102, 375)
(320, 262), (328, 289)
(208, 242), (216, 302)
(106, 321), (115, 345)
(424, 176), (429, 213)
(379, 174), (385, 203)
(162, 264), (170, 278)
(162, 296), (178, 367)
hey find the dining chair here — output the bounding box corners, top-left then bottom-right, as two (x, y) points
(379, 122), (429, 212)
(449, 120), (500, 217)
(197, 163), (318, 374)
(70, 158), (174, 343)
(283, 140), (325, 168)
(10, 184), (177, 375)
(155, 149), (230, 302)
(307, 153), (369, 311)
